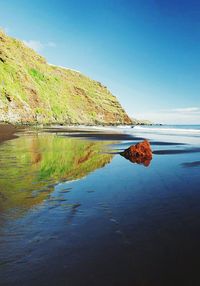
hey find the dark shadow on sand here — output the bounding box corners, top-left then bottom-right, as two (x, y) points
(151, 141), (187, 146)
(111, 141), (187, 151)
(0, 124), (22, 144)
(181, 161), (200, 168)
(153, 147), (200, 155)
(44, 128), (101, 133)
(61, 133), (144, 141)
(44, 127), (144, 141)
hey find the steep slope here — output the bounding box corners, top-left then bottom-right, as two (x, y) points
(0, 31), (132, 125)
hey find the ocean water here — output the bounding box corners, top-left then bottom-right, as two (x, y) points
(132, 124), (200, 135)
(117, 125), (200, 145)
(0, 127), (200, 286)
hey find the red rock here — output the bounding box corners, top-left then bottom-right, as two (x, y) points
(121, 140), (152, 167)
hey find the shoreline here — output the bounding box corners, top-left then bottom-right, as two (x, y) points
(1, 123), (199, 146)
(0, 123), (22, 144)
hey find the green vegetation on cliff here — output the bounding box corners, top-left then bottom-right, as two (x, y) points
(0, 31), (132, 125)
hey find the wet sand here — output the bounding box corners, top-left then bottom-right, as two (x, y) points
(0, 124), (21, 144)
(1, 125), (133, 144)
(44, 126), (144, 141)
(0, 127), (200, 286)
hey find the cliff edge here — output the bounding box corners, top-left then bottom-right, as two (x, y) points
(0, 31), (132, 125)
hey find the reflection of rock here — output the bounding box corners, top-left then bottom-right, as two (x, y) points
(121, 140), (152, 167)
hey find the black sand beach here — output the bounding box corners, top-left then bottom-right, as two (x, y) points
(0, 124), (20, 144)
(0, 126), (200, 286)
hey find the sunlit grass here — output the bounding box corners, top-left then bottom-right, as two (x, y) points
(0, 30), (131, 125)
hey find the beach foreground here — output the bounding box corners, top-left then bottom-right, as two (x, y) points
(0, 124), (22, 144)
(0, 126), (200, 286)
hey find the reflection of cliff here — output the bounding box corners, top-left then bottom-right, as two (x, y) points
(0, 134), (113, 216)
(30, 136), (42, 165)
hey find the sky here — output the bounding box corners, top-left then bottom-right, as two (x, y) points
(0, 0), (200, 124)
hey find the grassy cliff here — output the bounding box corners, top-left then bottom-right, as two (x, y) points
(0, 31), (132, 125)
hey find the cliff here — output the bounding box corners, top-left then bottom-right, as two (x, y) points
(0, 31), (132, 125)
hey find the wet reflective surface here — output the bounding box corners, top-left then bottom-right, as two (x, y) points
(0, 129), (200, 286)
(0, 133), (113, 220)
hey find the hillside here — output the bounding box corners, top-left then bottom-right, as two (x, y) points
(131, 118), (153, 125)
(0, 31), (132, 125)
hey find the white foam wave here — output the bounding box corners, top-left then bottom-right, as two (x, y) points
(133, 126), (200, 134)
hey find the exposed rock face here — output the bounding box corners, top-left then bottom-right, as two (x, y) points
(121, 140), (152, 167)
(0, 30), (132, 125)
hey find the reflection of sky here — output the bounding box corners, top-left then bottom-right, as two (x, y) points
(1, 140), (200, 285)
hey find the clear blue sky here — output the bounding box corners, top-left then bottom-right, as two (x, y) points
(0, 0), (200, 123)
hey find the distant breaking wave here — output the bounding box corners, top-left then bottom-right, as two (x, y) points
(117, 125), (200, 145)
(133, 125), (200, 135)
